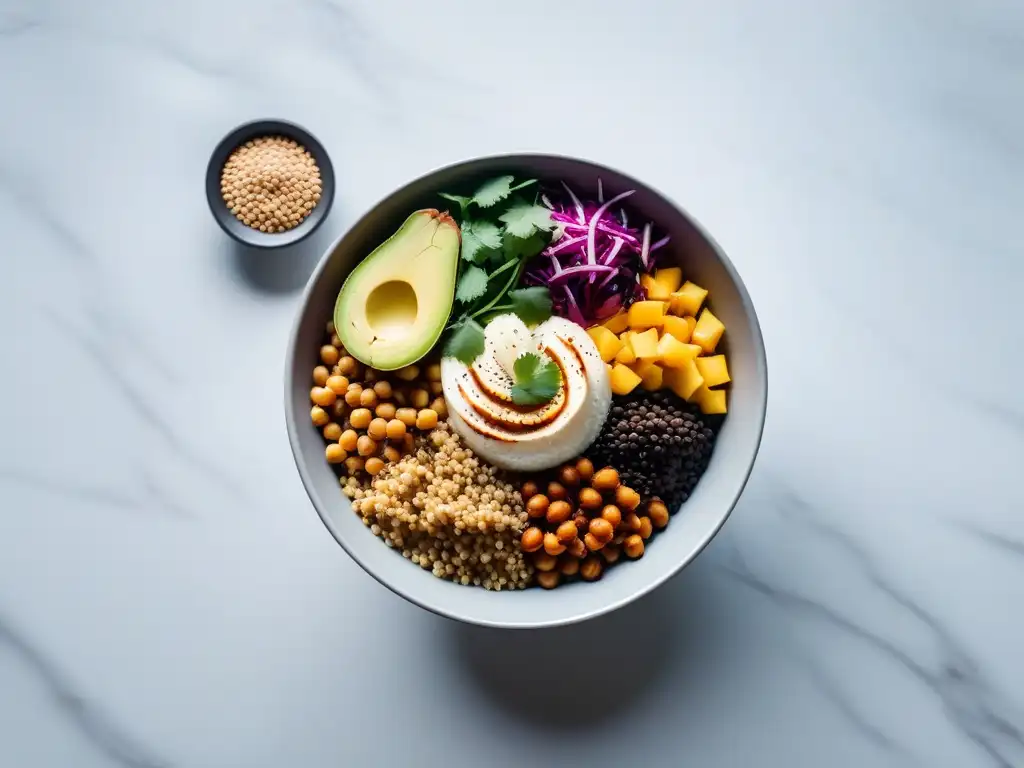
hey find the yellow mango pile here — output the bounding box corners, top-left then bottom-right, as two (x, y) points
(586, 267), (729, 414)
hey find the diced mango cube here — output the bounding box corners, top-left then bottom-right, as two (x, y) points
(695, 355), (730, 387)
(610, 363), (643, 395)
(634, 361), (664, 391)
(657, 333), (701, 368)
(614, 334), (637, 364)
(664, 360), (704, 400)
(669, 281), (708, 317)
(683, 315), (697, 339)
(629, 327), (660, 359)
(627, 300), (668, 329)
(662, 315), (692, 343)
(640, 274), (672, 301)
(587, 325), (624, 363)
(654, 267), (683, 294)
(602, 311), (630, 335)
(694, 385), (727, 414)
(692, 308), (725, 354)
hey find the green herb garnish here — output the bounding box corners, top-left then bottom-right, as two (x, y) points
(440, 175), (557, 363)
(510, 352), (561, 406)
(444, 319), (486, 364)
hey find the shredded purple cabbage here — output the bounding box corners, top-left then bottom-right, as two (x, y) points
(524, 181), (669, 328)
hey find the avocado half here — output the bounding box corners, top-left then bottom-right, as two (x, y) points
(335, 209), (460, 371)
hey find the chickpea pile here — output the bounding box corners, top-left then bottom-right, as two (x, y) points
(311, 323), (448, 477)
(342, 422), (532, 590)
(519, 460), (671, 589)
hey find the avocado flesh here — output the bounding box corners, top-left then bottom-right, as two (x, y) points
(335, 209), (459, 371)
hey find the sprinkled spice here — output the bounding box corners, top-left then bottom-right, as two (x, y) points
(221, 136), (321, 233)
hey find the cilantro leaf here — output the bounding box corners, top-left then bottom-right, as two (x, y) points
(460, 219), (502, 263)
(444, 319), (485, 364)
(503, 231), (549, 262)
(455, 265), (488, 303)
(510, 352), (561, 406)
(508, 287), (553, 325)
(471, 176), (515, 208)
(508, 178), (538, 193)
(439, 192), (472, 215)
(499, 198), (556, 238)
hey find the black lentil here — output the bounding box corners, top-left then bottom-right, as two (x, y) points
(586, 389), (722, 510)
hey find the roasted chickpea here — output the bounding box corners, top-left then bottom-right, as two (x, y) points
(589, 517), (614, 543)
(546, 501), (572, 525)
(580, 556), (603, 581)
(556, 520), (578, 544)
(543, 532), (566, 556)
(385, 419), (407, 441)
(526, 494), (549, 519)
(359, 389), (378, 408)
(547, 481), (567, 501)
(638, 516), (653, 540)
(600, 505), (622, 529)
(330, 333), (343, 348)
(521, 481), (539, 500)
(411, 388), (430, 409)
(326, 375), (349, 395)
(573, 513), (590, 532)
(339, 429), (358, 452)
(395, 365), (420, 381)
(614, 485), (641, 511)
(323, 422), (342, 442)
(560, 556), (580, 577)
(312, 365), (330, 387)
(367, 418), (388, 441)
(567, 537), (588, 559)
(356, 435), (378, 457)
(349, 408), (372, 430)
(533, 552), (558, 572)
(584, 532), (604, 551)
(372, 380), (393, 399)
(578, 487), (603, 511)
(396, 408), (417, 427)
(425, 363), (442, 381)
(429, 397), (448, 418)
(591, 467), (620, 491)
(601, 544), (622, 564)
(320, 345), (340, 366)
(363, 368), (377, 382)
(393, 390), (409, 406)
(575, 457), (595, 482)
(382, 445), (402, 463)
(344, 386), (363, 407)
(325, 444), (346, 464)
(401, 434), (415, 452)
(415, 409), (438, 430)
(375, 402), (397, 420)
(337, 356), (357, 375)
(344, 456), (364, 474)
(429, 381), (444, 395)
(310, 387), (336, 407)
(624, 534), (645, 559)
(648, 499), (670, 529)
(331, 400), (347, 420)
(537, 571), (561, 589)
(521, 527), (544, 552)
(559, 465), (581, 487)
(311, 406), (329, 426)
(326, 321), (335, 335)
(364, 457), (385, 475)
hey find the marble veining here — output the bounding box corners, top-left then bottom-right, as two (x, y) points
(1, 1), (1022, 766)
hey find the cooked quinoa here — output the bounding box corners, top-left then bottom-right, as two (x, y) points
(342, 422), (533, 590)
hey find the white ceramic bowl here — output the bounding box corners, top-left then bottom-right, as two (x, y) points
(285, 154), (767, 628)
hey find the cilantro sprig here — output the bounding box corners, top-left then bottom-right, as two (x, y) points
(441, 175), (557, 365)
(510, 352), (561, 406)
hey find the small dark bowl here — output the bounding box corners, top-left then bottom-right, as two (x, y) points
(206, 119), (335, 249)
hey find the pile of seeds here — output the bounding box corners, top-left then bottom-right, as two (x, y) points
(342, 422), (532, 590)
(221, 135), (321, 233)
(586, 389), (721, 510)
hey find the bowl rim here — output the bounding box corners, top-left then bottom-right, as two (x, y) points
(284, 152), (768, 629)
(205, 118), (335, 249)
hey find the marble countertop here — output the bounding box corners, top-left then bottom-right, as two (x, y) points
(2, 1), (1022, 766)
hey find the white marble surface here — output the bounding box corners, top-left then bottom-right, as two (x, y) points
(1, 0), (1023, 765)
